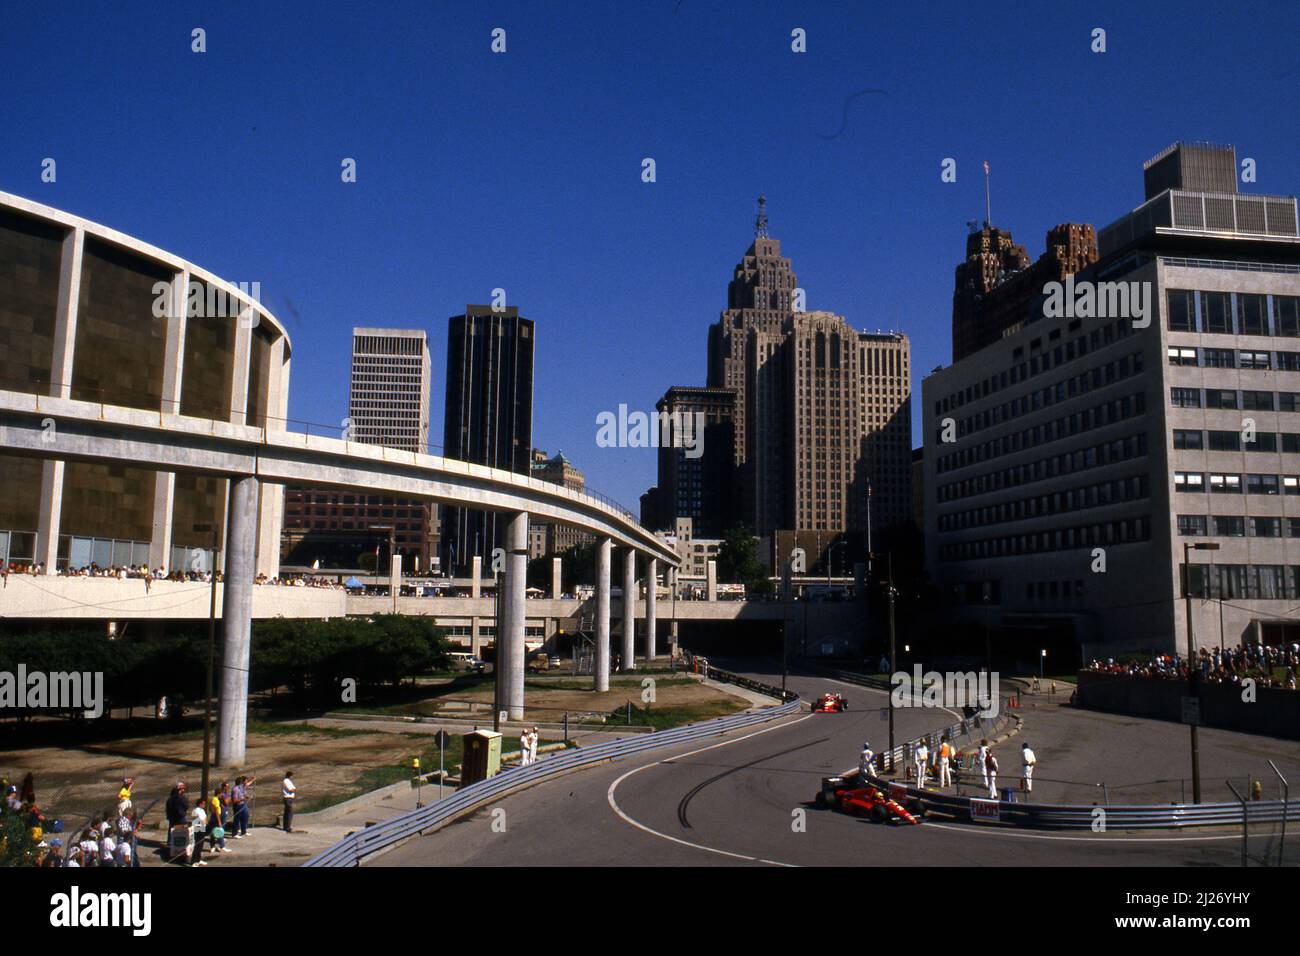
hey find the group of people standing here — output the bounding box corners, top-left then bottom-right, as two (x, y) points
(164, 775), (255, 866)
(860, 737), (1039, 800)
(518, 727), (541, 766)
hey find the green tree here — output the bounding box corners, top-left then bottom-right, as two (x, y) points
(716, 523), (772, 596)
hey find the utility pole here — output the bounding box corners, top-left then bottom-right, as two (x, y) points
(1184, 541), (1219, 804)
(887, 553), (897, 772)
(493, 566), (503, 733)
(197, 520), (220, 801)
(781, 560), (791, 695)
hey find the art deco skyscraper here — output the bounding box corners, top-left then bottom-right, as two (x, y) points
(704, 199), (913, 542)
(441, 305), (535, 575)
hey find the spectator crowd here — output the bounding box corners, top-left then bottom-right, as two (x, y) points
(1085, 642), (1299, 690)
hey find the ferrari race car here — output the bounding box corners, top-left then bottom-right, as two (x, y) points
(814, 776), (921, 825)
(812, 693), (849, 713)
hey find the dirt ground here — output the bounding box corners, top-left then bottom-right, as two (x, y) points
(0, 674), (747, 832)
(387, 674), (743, 722)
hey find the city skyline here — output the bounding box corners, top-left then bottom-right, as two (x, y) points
(6, 2), (1298, 511)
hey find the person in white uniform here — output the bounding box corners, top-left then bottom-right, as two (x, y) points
(1021, 743), (1037, 794)
(977, 739), (990, 791)
(913, 740), (930, 788)
(985, 748), (999, 799)
(859, 741), (876, 779)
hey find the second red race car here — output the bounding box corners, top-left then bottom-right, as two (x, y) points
(812, 693), (849, 713)
(814, 776), (921, 825)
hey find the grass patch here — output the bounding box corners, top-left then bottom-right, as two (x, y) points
(621, 699), (749, 732)
(171, 719), (372, 740)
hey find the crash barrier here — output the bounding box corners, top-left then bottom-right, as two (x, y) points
(681, 653), (799, 703)
(809, 666), (1015, 772)
(864, 771), (1300, 831)
(303, 679), (801, 866)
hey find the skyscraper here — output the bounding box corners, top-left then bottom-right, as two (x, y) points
(702, 199), (913, 547)
(441, 305), (535, 574)
(951, 222), (1098, 362)
(348, 327), (431, 450)
(282, 327), (437, 571)
(647, 385), (737, 537)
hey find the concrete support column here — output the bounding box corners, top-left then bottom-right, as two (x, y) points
(230, 316), (252, 425)
(670, 620), (679, 658)
(595, 538), (611, 692)
(217, 475), (259, 768)
(255, 483), (283, 578)
(389, 554), (402, 613)
(551, 556), (562, 599)
(50, 227), (84, 399)
(645, 557), (657, 663)
(35, 461), (64, 573)
(622, 548), (636, 672)
(470, 617), (481, 656)
(471, 555), (482, 598)
(149, 272), (188, 572)
(706, 559), (717, 602)
(503, 512), (528, 721)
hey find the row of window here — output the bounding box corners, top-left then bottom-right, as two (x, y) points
(938, 351), (1145, 446)
(1172, 430), (1300, 453)
(1177, 514), (1300, 538)
(937, 431), (1149, 505)
(1166, 346), (1300, 369)
(1185, 564), (1300, 600)
(938, 474), (1150, 532)
(1166, 289), (1300, 336)
(936, 317), (1138, 416)
(1174, 472), (1300, 495)
(938, 516), (1151, 563)
(937, 390), (1146, 477)
(1170, 387), (1300, 411)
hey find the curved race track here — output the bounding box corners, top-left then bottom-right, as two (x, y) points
(374, 662), (1254, 867)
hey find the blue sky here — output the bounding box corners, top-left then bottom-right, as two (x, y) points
(4, 1), (1298, 511)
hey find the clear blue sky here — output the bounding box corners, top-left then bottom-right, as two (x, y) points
(4, 1), (1298, 511)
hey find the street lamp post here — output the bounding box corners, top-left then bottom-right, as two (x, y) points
(367, 525), (397, 612)
(887, 553), (898, 772)
(1184, 540), (1220, 804)
(194, 521), (220, 801)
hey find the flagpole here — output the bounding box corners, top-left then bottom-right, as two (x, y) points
(983, 160), (991, 227)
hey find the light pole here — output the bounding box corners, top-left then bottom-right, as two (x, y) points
(1184, 540), (1220, 804)
(369, 524), (397, 612)
(887, 553), (898, 772)
(194, 520), (220, 801)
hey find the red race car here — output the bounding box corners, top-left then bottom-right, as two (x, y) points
(814, 776), (921, 825)
(812, 693), (849, 713)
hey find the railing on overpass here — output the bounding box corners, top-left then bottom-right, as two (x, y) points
(302, 670), (799, 866)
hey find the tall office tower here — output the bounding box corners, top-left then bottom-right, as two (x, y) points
(923, 142), (1300, 657)
(786, 314), (911, 534)
(649, 386), (737, 537)
(441, 305), (535, 575)
(282, 327), (437, 571)
(704, 199), (913, 552)
(707, 196), (800, 533)
(952, 222), (1098, 362)
(348, 328), (431, 450)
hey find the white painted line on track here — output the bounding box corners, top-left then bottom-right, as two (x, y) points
(606, 713), (816, 866)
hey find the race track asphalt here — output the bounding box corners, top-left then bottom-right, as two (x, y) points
(373, 661), (1287, 867)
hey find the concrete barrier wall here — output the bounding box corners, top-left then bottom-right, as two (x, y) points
(0, 576), (346, 620)
(1077, 671), (1300, 741)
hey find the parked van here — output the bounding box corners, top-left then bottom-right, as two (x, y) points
(449, 652), (485, 673)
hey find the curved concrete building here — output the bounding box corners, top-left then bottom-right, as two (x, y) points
(0, 190), (290, 576)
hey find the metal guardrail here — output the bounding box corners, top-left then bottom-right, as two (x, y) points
(871, 774), (1300, 831)
(303, 670), (800, 866)
(824, 666), (1299, 833)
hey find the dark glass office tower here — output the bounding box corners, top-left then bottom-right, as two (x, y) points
(441, 305), (535, 575)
